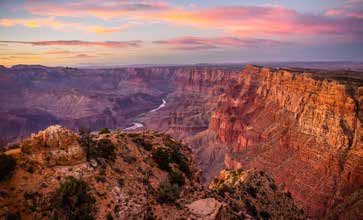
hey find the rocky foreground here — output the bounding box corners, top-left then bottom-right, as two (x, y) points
(0, 125), (304, 219)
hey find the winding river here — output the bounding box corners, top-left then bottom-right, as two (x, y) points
(123, 98), (166, 131)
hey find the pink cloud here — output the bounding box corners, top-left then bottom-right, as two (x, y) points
(0, 40), (143, 48)
(23, 0), (171, 19)
(325, 9), (363, 19)
(20, 1), (363, 40)
(154, 36), (287, 50)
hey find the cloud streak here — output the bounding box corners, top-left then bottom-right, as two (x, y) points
(154, 36), (287, 50)
(0, 17), (138, 34)
(0, 40), (143, 48)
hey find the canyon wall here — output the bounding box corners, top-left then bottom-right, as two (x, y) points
(143, 65), (363, 218)
(205, 65), (363, 218)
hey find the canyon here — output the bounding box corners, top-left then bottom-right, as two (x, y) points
(0, 64), (362, 219)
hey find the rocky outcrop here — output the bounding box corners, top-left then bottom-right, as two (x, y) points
(0, 126), (304, 220)
(19, 125), (86, 166)
(186, 198), (223, 220)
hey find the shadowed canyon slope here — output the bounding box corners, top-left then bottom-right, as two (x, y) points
(1, 64), (363, 218)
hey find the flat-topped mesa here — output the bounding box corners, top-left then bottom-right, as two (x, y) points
(208, 65), (363, 217)
(19, 125), (86, 166)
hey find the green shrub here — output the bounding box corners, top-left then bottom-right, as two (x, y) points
(106, 213), (113, 220)
(99, 128), (110, 134)
(171, 150), (191, 177)
(163, 136), (180, 151)
(152, 148), (170, 171)
(215, 184), (233, 197)
(122, 155), (136, 164)
(244, 200), (257, 217)
(95, 139), (116, 161)
(156, 179), (180, 204)
(168, 168), (185, 186)
(78, 128), (96, 161)
(269, 183), (277, 191)
(132, 138), (153, 151)
(127, 133), (139, 138)
(53, 176), (95, 220)
(246, 186), (258, 198)
(260, 211), (271, 220)
(0, 154), (16, 181)
(5, 212), (21, 220)
(20, 144), (31, 154)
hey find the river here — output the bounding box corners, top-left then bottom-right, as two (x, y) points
(123, 98), (166, 131)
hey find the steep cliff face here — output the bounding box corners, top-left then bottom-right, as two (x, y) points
(207, 65), (363, 218)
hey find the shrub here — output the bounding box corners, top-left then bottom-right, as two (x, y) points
(168, 168), (185, 186)
(106, 213), (113, 220)
(99, 128), (110, 134)
(269, 183), (277, 191)
(260, 211), (271, 220)
(156, 179), (180, 204)
(163, 136), (180, 151)
(122, 155), (136, 164)
(20, 144), (31, 154)
(78, 128), (96, 161)
(246, 186), (258, 198)
(0, 154), (16, 181)
(215, 184), (233, 197)
(285, 191), (292, 199)
(171, 150), (191, 177)
(53, 176), (95, 220)
(244, 200), (257, 217)
(152, 148), (170, 171)
(95, 139), (116, 161)
(132, 138), (152, 151)
(5, 212), (21, 220)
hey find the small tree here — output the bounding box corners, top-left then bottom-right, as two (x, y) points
(99, 128), (110, 135)
(53, 176), (95, 220)
(168, 168), (185, 186)
(96, 139), (116, 161)
(152, 148), (170, 171)
(78, 127), (95, 161)
(156, 178), (180, 204)
(0, 154), (16, 181)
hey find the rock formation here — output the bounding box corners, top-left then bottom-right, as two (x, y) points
(0, 126), (303, 219)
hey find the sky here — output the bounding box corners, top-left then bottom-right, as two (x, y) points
(0, 0), (362, 67)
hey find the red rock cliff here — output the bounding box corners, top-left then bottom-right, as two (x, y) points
(209, 65), (363, 218)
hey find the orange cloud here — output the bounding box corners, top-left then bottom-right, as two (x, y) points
(0, 40), (143, 48)
(325, 9), (363, 19)
(20, 1), (363, 40)
(24, 0), (171, 19)
(0, 17), (136, 34)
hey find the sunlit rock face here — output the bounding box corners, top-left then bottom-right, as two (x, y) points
(19, 125), (86, 166)
(207, 65), (363, 218)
